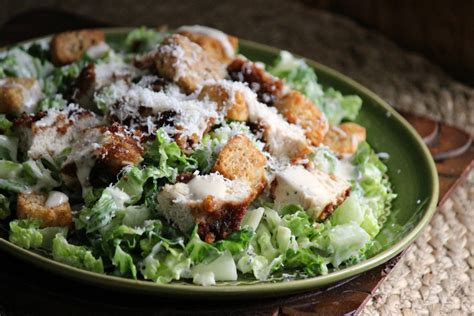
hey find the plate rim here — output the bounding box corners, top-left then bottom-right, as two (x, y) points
(0, 27), (439, 298)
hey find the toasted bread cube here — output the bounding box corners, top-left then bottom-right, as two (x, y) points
(155, 34), (224, 93)
(0, 78), (42, 114)
(323, 122), (366, 156)
(178, 27), (238, 64)
(213, 135), (267, 197)
(17, 192), (72, 227)
(198, 83), (249, 121)
(51, 30), (105, 66)
(275, 91), (329, 146)
(227, 57), (283, 106)
(271, 165), (351, 221)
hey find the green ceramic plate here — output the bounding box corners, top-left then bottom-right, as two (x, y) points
(0, 28), (438, 298)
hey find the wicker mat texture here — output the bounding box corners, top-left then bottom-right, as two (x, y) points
(2, 0), (474, 314)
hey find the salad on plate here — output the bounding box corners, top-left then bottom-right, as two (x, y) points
(0, 26), (395, 285)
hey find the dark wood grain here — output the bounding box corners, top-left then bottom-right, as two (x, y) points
(0, 9), (472, 316)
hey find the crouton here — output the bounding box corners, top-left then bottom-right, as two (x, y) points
(271, 165), (351, 221)
(177, 25), (238, 64)
(323, 122), (366, 156)
(62, 123), (143, 187)
(227, 57), (283, 105)
(155, 34), (224, 93)
(212, 134), (267, 197)
(198, 82), (249, 121)
(274, 91), (329, 146)
(0, 78), (42, 114)
(156, 173), (253, 242)
(51, 29), (105, 66)
(17, 191), (72, 227)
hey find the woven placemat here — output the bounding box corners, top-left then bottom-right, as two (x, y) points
(2, 1), (474, 314)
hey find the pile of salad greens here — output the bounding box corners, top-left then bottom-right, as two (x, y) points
(0, 27), (395, 285)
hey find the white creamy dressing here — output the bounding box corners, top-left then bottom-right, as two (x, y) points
(335, 157), (357, 181)
(21, 80), (43, 113)
(186, 173), (251, 202)
(106, 187), (130, 208)
(45, 191), (69, 208)
(177, 25), (235, 59)
(187, 175), (229, 200)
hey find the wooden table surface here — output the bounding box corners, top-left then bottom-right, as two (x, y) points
(0, 9), (472, 316)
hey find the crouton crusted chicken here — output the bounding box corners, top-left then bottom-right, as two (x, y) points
(62, 122), (143, 188)
(271, 165), (351, 221)
(156, 173), (253, 243)
(14, 104), (100, 161)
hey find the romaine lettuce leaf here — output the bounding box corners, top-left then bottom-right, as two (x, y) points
(0, 159), (59, 193)
(112, 245), (137, 279)
(0, 193), (10, 219)
(0, 135), (18, 161)
(140, 238), (190, 283)
(52, 234), (104, 273)
(9, 219), (67, 250)
(124, 27), (166, 53)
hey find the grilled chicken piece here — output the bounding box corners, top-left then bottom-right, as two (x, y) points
(271, 165), (351, 221)
(156, 173), (254, 243)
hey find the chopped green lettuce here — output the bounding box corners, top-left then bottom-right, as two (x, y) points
(124, 27), (166, 53)
(112, 245), (138, 279)
(9, 219), (67, 250)
(0, 193), (10, 219)
(52, 234), (104, 273)
(0, 115), (13, 133)
(140, 238), (190, 283)
(0, 159), (59, 193)
(0, 47), (53, 79)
